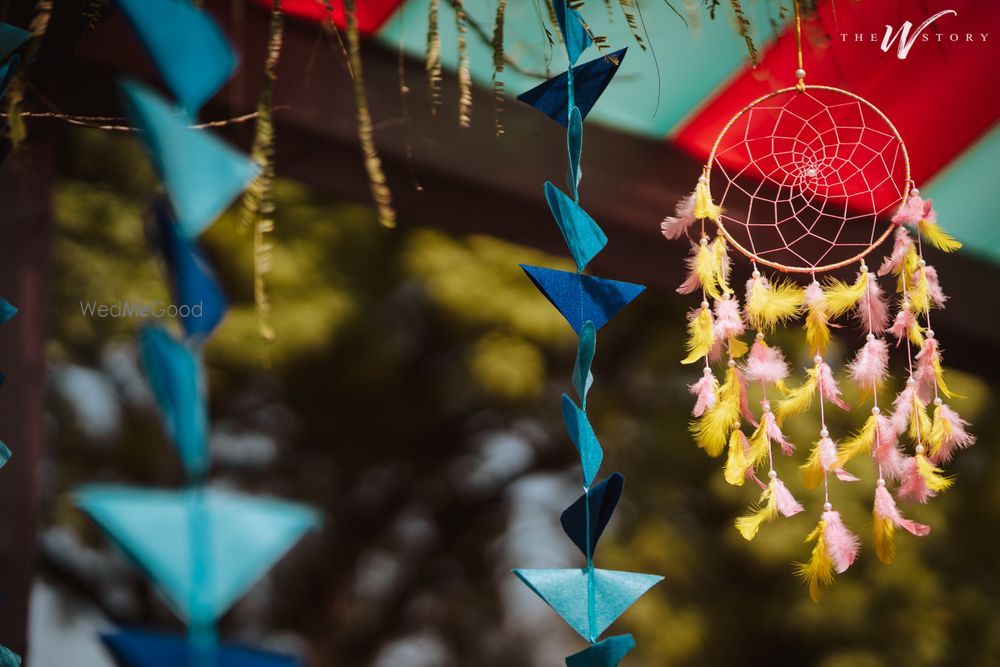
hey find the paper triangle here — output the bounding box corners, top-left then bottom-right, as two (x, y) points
(517, 49), (627, 128)
(520, 265), (645, 334)
(138, 326), (209, 479)
(565, 634), (635, 667)
(552, 1), (592, 64)
(0, 297), (16, 325)
(121, 81), (260, 238)
(153, 200), (229, 341)
(101, 629), (302, 667)
(544, 182), (605, 273)
(0, 23), (30, 62)
(561, 394), (603, 487)
(513, 568), (662, 641)
(0, 441), (10, 470)
(0, 644), (19, 667)
(76, 485), (320, 625)
(567, 106), (582, 199)
(560, 472), (624, 557)
(116, 0), (237, 112)
(0, 54), (20, 102)
(571, 321), (596, 405)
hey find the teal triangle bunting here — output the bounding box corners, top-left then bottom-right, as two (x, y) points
(520, 265), (645, 334)
(517, 49), (627, 128)
(561, 394), (603, 487)
(565, 634), (635, 667)
(544, 182), (605, 273)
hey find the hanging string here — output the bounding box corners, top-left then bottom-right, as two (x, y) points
(793, 0), (805, 91)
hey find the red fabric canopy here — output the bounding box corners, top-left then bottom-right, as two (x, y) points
(257, 0), (404, 34)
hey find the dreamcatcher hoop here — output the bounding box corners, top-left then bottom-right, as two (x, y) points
(704, 84), (911, 274)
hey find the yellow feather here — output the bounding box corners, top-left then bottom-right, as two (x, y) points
(916, 453), (953, 493)
(910, 269), (930, 315)
(746, 418), (771, 469)
(735, 480), (778, 541)
(824, 272), (867, 319)
(681, 308), (715, 365)
(746, 277), (804, 332)
(930, 350), (955, 399)
(795, 519), (834, 602)
(836, 415), (876, 468)
(907, 394), (933, 443)
(907, 319), (925, 348)
(712, 236), (732, 295)
(776, 368), (818, 424)
(805, 301), (831, 356)
(691, 367), (740, 457)
(873, 513), (895, 565)
(800, 440), (826, 490)
(728, 336), (749, 359)
(694, 181), (721, 222)
(918, 218), (962, 252)
(724, 430), (748, 486)
(695, 244), (722, 300)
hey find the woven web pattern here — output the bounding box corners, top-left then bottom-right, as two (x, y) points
(710, 88), (907, 272)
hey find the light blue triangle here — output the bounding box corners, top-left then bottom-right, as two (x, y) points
(117, 0), (237, 113)
(121, 81), (260, 238)
(520, 265), (645, 334)
(0, 23), (30, 62)
(571, 321), (595, 406)
(0, 441), (10, 470)
(138, 326), (209, 480)
(0, 297), (16, 325)
(544, 183), (605, 273)
(566, 634), (635, 667)
(552, 1), (592, 64)
(0, 645), (20, 667)
(75, 485), (320, 626)
(567, 106), (582, 199)
(513, 568), (662, 641)
(561, 394), (602, 487)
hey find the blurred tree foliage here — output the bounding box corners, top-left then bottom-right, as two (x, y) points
(43, 129), (1000, 667)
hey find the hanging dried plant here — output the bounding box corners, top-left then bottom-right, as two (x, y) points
(491, 0), (506, 136)
(346, 0), (397, 229)
(240, 0), (283, 342)
(5, 0), (52, 149)
(426, 0), (442, 115)
(617, 0), (648, 51)
(454, 0), (472, 128)
(729, 0), (758, 65)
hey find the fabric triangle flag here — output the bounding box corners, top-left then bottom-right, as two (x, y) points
(544, 182), (606, 273)
(75, 485), (320, 626)
(565, 634), (635, 667)
(0, 297), (16, 325)
(101, 629), (303, 667)
(561, 394), (603, 488)
(0, 54), (19, 102)
(116, 0), (237, 113)
(520, 265), (645, 334)
(567, 106), (582, 199)
(0, 22), (30, 62)
(552, 0), (592, 64)
(0, 441), (10, 469)
(513, 568), (662, 641)
(138, 326), (209, 480)
(153, 200), (229, 341)
(560, 472), (624, 557)
(121, 81), (260, 238)
(517, 49), (627, 128)
(571, 320), (595, 405)
(0, 644), (19, 667)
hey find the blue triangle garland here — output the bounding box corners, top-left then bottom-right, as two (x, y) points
(0, 645), (19, 667)
(520, 265), (645, 334)
(565, 634), (635, 667)
(552, 0), (592, 65)
(567, 106), (583, 199)
(0, 54), (20, 103)
(544, 182), (606, 273)
(0, 441), (10, 470)
(101, 629), (302, 667)
(517, 49), (627, 128)
(572, 321), (596, 404)
(0, 22), (29, 62)
(561, 394), (603, 487)
(561, 472), (624, 557)
(0, 297), (16, 325)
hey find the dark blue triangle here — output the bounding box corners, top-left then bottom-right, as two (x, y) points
(517, 49), (627, 128)
(0, 297), (16, 325)
(566, 634), (636, 667)
(0, 54), (20, 103)
(153, 199), (229, 341)
(553, 1), (592, 64)
(520, 265), (645, 334)
(101, 629), (302, 667)
(561, 472), (624, 557)
(0, 23), (30, 62)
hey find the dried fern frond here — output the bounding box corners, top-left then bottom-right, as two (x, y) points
(729, 0), (758, 65)
(618, 0), (647, 51)
(454, 0), (472, 128)
(491, 0), (507, 136)
(426, 0), (442, 115)
(6, 0), (52, 149)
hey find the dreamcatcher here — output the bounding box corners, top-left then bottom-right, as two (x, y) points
(661, 3), (973, 600)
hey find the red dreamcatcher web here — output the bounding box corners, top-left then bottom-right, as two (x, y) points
(707, 86), (909, 273)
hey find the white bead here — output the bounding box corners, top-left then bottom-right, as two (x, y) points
(723, 291), (731, 300)
(698, 175), (708, 185)
(806, 168), (817, 178)
(916, 444), (925, 454)
(701, 300), (709, 309)
(728, 359), (736, 368)
(752, 270), (761, 279)
(813, 355), (823, 365)
(795, 68), (806, 79)
(926, 329), (934, 339)
(860, 262), (868, 273)
(934, 397), (943, 406)
(877, 478), (886, 488)
(902, 300), (911, 310)
(866, 333), (876, 342)
(756, 332), (764, 341)
(823, 502), (832, 512)
(768, 470), (777, 479)
(918, 258), (927, 267)
(700, 237), (709, 246)
(872, 406), (881, 416)
(762, 402), (771, 413)
(820, 428), (829, 438)
(907, 377), (916, 386)
(911, 188), (920, 196)
(703, 366), (713, 376)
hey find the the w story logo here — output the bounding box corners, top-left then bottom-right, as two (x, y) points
(841, 9), (989, 60)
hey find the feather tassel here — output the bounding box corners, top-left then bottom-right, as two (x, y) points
(846, 337), (889, 392)
(712, 236), (732, 296)
(745, 275), (804, 332)
(688, 369), (718, 417)
(859, 272), (889, 333)
(796, 518), (834, 602)
(888, 306), (924, 348)
(712, 297), (748, 359)
(879, 226), (916, 278)
(824, 271), (867, 320)
(743, 339), (789, 386)
(802, 435), (859, 489)
(817, 362), (850, 411)
(871, 417), (905, 481)
(735, 475), (803, 540)
(804, 281), (831, 355)
(922, 265), (948, 309)
(823, 510), (860, 574)
(691, 366), (741, 457)
(724, 429), (750, 486)
(775, 371), (816, 423)
(676, 240), (722, 299)
(661, 191), (696, 240)
(694, 179), (721, 222)
(873, 484), (930, 564)
(836, 414), (894, 469)
(682, 307), (715, 365)
(897, 453), (953, 503)
(747, 409), (794, 465)
(928, 403), (975, 463)
(914, 198), (962, 252)
(914, 337), (953, 402)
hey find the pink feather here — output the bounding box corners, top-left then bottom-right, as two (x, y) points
(772, 477), (804, 517)
(874, 485), (930, 536)
(763, 410), (794, 455)
(816, 362), (850, 411)
(846, 338), (889, 391)
(733, 365), (758, 427)
(712, 297), (745, 340)
(859, 273), (889, 333)
(661, 192), (697, 240)
(896, 457), (938, 503)
(879, 227), (915, 277)
(817, 435), (859, 482)
(676, 244), (701, 295)
(913, 338), (941, 404)
(931, 403), (976, 464)
(821, 510), (860, 573)
(891, 194), (928, 227)
(873, 416), (905, 481)
(922, 265), (948, 309)
(689, 372), (718, 417)
(888, 308), (918, 347)
(743, 339), (789, 386)
(890, 385), (919, 435)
